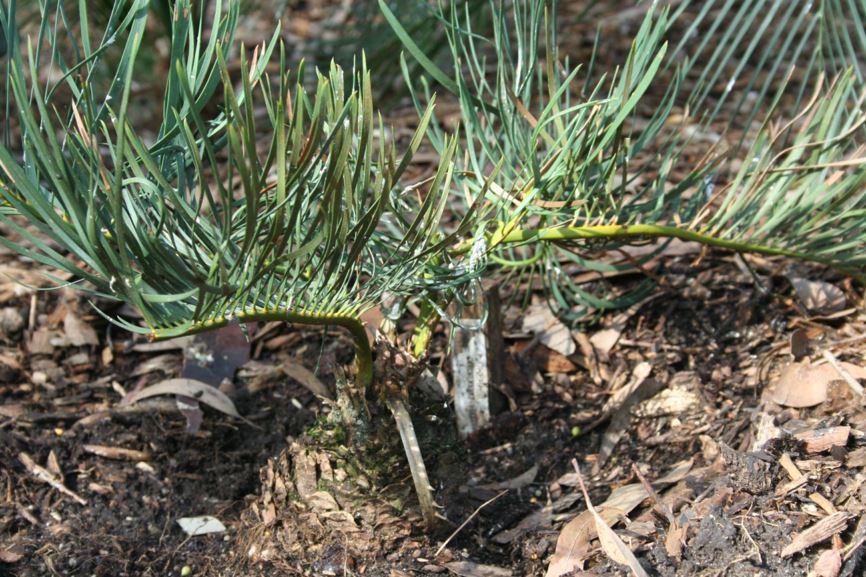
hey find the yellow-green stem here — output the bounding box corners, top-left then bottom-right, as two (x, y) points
(454, 224), (866, 284)
(411, 299), (440, 358)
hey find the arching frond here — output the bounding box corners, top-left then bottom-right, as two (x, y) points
(0, 0), (475, 362)
(384, 0), (866, 319)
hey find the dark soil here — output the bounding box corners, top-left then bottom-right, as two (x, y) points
(3, 251), (865, 577)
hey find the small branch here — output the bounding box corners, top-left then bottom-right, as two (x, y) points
(387, 397), (440, 528)
(436, 490), (507, 557)
(19, 452), (87, 505)
(822, 350), (865, 396)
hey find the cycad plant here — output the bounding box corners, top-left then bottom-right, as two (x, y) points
(1, 0), (865, 527)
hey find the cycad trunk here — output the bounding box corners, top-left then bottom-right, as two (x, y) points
(251, 337), (445, 538)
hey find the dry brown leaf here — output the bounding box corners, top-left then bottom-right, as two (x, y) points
(533, 347), (578, 374)
(547, 456), (692, 577)
(770, 362), (838, 408)
(664, 521), (685, 560)
(281, 360), (332, 399)
(46, 450), (61, 477)
(655, 459), (694, 484)
(592, 507), (650, 577)
(479, 465), (538, 491)
(546, 481), (650, 577)
(0, 547), (24, 563)
(576, 460), (649, 577)
(522, 304), (575, 356)
(787, 277), (846, 314)
(444, 561), (512, 577)
(63, 313), (99, 347)
(545, 510), (596, 575)
(589, 327), (622, 358)
(837, 361), (866, 380)
(121, 378), (243, 420)
(812, 549), (842, 577)
(18, 452), (87, 505)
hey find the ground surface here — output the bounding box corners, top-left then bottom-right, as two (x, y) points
(2, 1), (866, 576)
(2, 248), (865, 577)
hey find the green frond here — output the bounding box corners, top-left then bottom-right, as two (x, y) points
(0, 0), (476, 368)
(387, 0), (866, 317)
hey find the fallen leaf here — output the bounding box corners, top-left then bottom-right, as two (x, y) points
(546, 482), (650, 577)
(122, 378), (243, 420)
(177, 515), (226, 536)
(522, 304), (575, 356)
(790, 329), (810, 360)
(479, 465), (538, 491)
(590, 327), (622, 358)
(594, 509), (649, 577)
(839, 361), (866, 381)
(183, 325), (251, 384)
(63, 313), (99, 346)
(812, 549), (842, 577)
(445, 561), (512, 577)
(787, 277), (846, 314)
(654, 459), (694, 484)
(0, 547), (24, 563)
(770, 361), (838, 408)
(634, 388), (699, 418)
(573, 460), (649, 577)
(532, 346), (577, 374)
(664, 521), (685, 560)
(281, 360), (332, 399)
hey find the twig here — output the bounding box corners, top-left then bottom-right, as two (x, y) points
(82, 444), (150, 462)
(435, 490), (507, 557)
(822, 350), (865, 396)
(387, 397), (440, 528)
(18, 452), (87, 505)
(631, 464), (672, 524)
